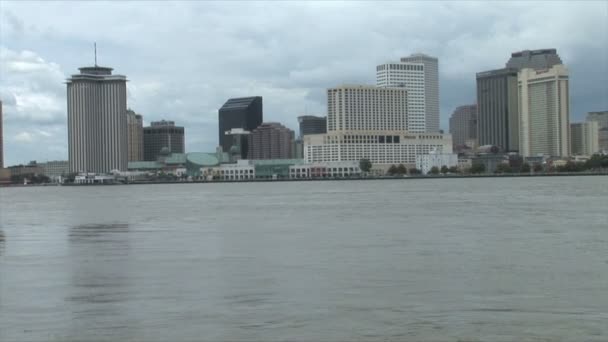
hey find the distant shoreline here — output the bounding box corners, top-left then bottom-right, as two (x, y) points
(2, 171), (607, 187)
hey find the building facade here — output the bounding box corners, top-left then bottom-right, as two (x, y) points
(289, 161), (361, 179)
(449, 104), (477, 150)
(376, 61), (426, 132)
(67, 66), (128, 173)
(400, 53), (440, 133)
(218, 97), (263, 157)
(415, 153), (459, 174)
(126, 109), (144, 161)
(298, 115), (327, 137)
(247, 122), (295, 160)
(518, 64), (570, 157)
(586, 111), (608, 152)
(570, 122), (599, 156)
(506, 49), (563, 70)
(40, 160), (69, 181)
(327, 85), (408, 132)
(476, 68), (520, 152)
(303, 131), (453, 167)
(143, 120), (185, 161)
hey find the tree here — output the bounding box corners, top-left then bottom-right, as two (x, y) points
(359, 158), (372, 173)
(396, 164), (407, 174)
(440, 165), (449, 174)
(387, 164), (398, 175)
(470, 163), (486, 174)
(585, 154), (608, 170)
(429, 166), (440, 175)
(520, 163), (531, 173)
(409, 168), (422, 175)
(533, 164), (543, 173)
(448, 166), (459, 174)
(495, 163), (511, 174)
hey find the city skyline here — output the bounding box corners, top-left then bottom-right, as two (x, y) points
(1, 1), (607, 165)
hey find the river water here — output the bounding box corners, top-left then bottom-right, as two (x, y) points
(0, 177), (607, 341)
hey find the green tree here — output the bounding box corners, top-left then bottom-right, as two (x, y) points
(359, 158), (372, 173)
(470, 163), (486, 174)
(495, 163), (511, 174)
(440, 165), (449, 174)
(584, 154), (608, 170)
(533, 164), (543, 173)
(387, 164), (398, 175)
(429, 166), (440, 175)
(409, 168), (422, 175)
(520, 163), (531, 173)
(448, 166), (459, 174)
(396, 164), (407, 174)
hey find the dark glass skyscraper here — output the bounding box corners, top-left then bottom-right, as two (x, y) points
(506, 49), (563, 70)
(218, 97), (263, 157)
(143, 120), (185, 161)
(476, 68), (519, 152)
(297, 115), (327, 138)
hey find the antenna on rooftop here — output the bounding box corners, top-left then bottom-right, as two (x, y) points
(94, 42), (97, 67)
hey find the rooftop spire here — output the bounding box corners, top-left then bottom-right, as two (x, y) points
(94, 42), (97, 67)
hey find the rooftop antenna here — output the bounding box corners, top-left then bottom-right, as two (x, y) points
(94, 42), (97, 67)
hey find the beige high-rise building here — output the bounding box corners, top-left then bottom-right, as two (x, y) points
(518, 64), (570, 157)
(67, 65), (128, 173)
(586, 111), (608, 152)
(327, 85), (408, 132)
(126, 109), (144, 161)
(570, 121), (599, 156)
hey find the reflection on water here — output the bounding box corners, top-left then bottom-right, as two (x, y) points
(67, 223), (135, 340)
(0, 229), (5, 255)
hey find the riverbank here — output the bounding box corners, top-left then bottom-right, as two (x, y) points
(30, 170), (608, 187)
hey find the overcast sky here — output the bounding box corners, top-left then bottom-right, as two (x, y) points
(1, 1), (607, 166)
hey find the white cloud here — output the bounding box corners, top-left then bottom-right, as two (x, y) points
(13, 131), (34, 143)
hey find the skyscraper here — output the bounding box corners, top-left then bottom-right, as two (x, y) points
(218, 97), (263, 157)
(476, 68), (520, 152)
(297, 115), (327, 137)
(247, 122), (295, 160)
(400, 53), (440, 133)
(327, 85), (408, 132)
(506, 49), (563, 70)
(143, 120), (185, 161)
(376, 61), (426, 132)
(303, 84), (451, 168)
(570, 122), (599, 156)
(126, 109), (144, 161)
(449, 104), (477, 149)
(586, 111), (608, 152)
(0, 100), (3, 169)
(476, 49), (564, 154)
(67, 65), (128, 173)
(518, 64), (570, 157)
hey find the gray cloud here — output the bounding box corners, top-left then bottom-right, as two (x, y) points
(0, 1), (606, 165)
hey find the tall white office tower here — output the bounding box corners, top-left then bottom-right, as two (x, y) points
(396, 53), (439, 133)
(67, 65), (128, 173)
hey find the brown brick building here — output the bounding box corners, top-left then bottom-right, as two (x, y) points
(247, 122), (294, 160)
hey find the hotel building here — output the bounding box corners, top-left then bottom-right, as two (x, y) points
(518, 64), (570, 157)
(67, 65), (128, 173)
